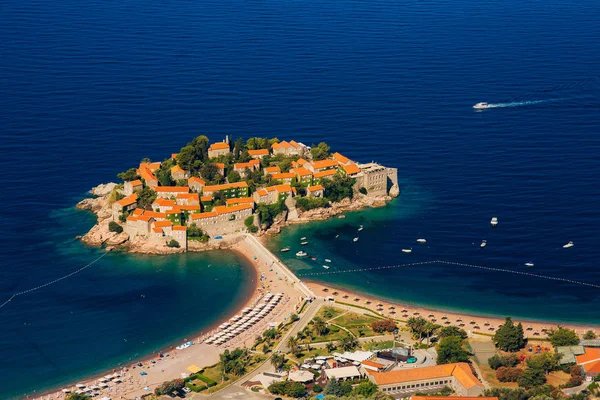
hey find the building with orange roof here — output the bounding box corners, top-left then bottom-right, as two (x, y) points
(139, 161), (161, 171)
(341, 163), (361, 177)
(332, 152), (352, 166)
(367, 362), (484, 397)
(143, 210), (167, 221)
(264, 166), (281, 176)
(123, 179), (143, 196)
(152, 186), (190, 198)
(271, 172), (295, 184)
(171, 153), (178, 160)
(248, 148), (269, 159)
(176, 193), (200, 206)
(308, 159), (339, 172)
(172, 225), (187, 244)
(213, 163), (225, 175)
(135, 214), (154, 235)
(576, 347), (600, 381)
(307, 185), (325, 198)
(253, 184), (293, 205)
(188, 176), (206, 192)
(138, 167), (158, 187)
(112, 194), (138, 220)
(233, 159), (260, 177)
(152, 197), (176, 213)
(208, 142), (230, 158)
(226, 197), (255, 207)
(202, 181), (248, 198)
(188, 203), (253, 236)
(200, 195), (213, 203)
(291, 167), (313, 184)
(313, 169), (337, 182)
(170, 165), (190, 181)
(272, 140), (305, 156)
(132, 208), (144, 216)
(361, 360), (386, 372)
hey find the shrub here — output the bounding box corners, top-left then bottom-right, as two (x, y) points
(496, 367), (524, 382)
(583, 330), (597, 340)
(108, 221), (123, 233)
(268, 381), (307, 398)
(359, 187), (368, 195)
(185, 381), (207, 393)
(195, 374), (217, 387)
(518, 368), (546, 389)
(295, 197), (329, 211)
(566, 365), (584, 387)
(489, 353), (520, 370)
(371, 319), (397, 333)
(313, 384), (323, 393)
(167, 239), (180, 248)
(548, 326), (579, 347)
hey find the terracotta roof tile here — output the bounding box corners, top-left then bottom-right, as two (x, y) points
(209, 142), (230, 151)
(367, 363), (482, 389)
(248, 149), (269, 156)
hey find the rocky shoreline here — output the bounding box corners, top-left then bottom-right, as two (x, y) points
(76, 182), (398, 254)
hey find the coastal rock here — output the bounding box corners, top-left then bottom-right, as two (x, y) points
(389, 183), (400, 198)
(105, 231), (129, 246)
(128, 237), (185, 254)
(91, 182), (117, 197)
(82, 219), (117, 246)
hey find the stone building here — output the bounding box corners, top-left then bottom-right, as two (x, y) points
(188, 204), (253, 236)
(123, 179), (143, 196)
(207, 142), (230, 158)
(354, 162), (399, 197)
(170, 165), (189, 181)
(112, 193), (138, 220)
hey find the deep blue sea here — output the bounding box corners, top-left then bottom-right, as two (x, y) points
(1, 0), (599, 397)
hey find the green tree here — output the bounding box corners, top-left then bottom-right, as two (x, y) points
(167, 239), (180, 248)
(65, 394), (91, 400)
(325, 342), (336, 353)
(295, 197), (329, 211)
(310, 142), (331, 161)
(484, 387), (528, 400)
(270, 352), (286, 369)
(583, 330), (597, 340)
(263, 328), (278, 340)
(353, 380), (378, 397)
(312, 317), (328, 336)
(371, 319), (397, 334)
(407, 316), (427, 341)
(340, 334), (359, 351)
(424, 321), (440, 345)
(227, 170), (241, 183)
(518, 367), (546, 389)
(108, 221), (123, 233)
(117, 168), (140, 181)
(200, 163), (223, 184)
(137, 186), (157, 209)
(177, 135), (209, 171)
(437, 336), (470, 364)
(488, 353), (519, 370)
(527, 352), (560, 374)
(496, 366), (524, 382)
(156, 160), (175, 186)
(286, 382), (307, 398)
(438, 326), (468, 340)
(312, 383), (323, 393)
(548, 326), (579, 347)
(244, 215), (258, 233)
(287, 336), (301, 356)
(321, 174), (355, 202)
(233, 137), (245, 160)
(493, 317), (526, 352)
(187, 223), (204, 237)
(324, 379), (352, 397)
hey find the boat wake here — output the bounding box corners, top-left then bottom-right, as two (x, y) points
(484, 98), (567, 109)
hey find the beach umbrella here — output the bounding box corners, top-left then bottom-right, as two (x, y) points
(332, 291), (339, 295)
(390, 311), (396, 315)
(76, 384), (86, 388)
(428, 313), (435, 317)
(401, 308), (407, 312)
(389, 306), (395, 309)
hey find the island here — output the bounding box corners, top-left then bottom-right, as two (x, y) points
(77, 135), (399, 253)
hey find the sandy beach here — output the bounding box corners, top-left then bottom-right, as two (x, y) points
(304, 281), (600, 339)
(33, 234), (309, 400)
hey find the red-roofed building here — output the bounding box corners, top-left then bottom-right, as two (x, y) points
(233, 159), (260, 177)
(308, 159), (338, 172)
(152, 197), (176, 213)
(152, 186), (190, 198)
(264, 166), (281, 176)
(176, 193), (200, 206)
(307, 185), (325, 198)
(253, 184), (293, 204)
(342, 163), (361, 177)
(248, 149), (269, 159)
(270, 172), (295, 184)
(123, 179), (143, 196)
(188, 176), (206, 192)
(112, 194), (138, 220)
(332, 152), (352, 166)
(313, 169), (336, 182)
(202, 181), (248, 198)
(272, 140), (305, 156)
(213, 163), (225, 176)
(138, 167), (158, 187)
(208, 142), (230, 158)
(171, 165), (190, 181)
(291, 167), (313, 184)
(139, 162), (161, 171)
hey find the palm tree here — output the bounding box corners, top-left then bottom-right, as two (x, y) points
(287, 336), (300, 356)
(325, 342), (336, 353)
(340, 334), (359, 351)
(424, 322), (439, 345)
(407, 317), (427, 342)
(313, 317), (328, 336)
(271, 352), (286, 370)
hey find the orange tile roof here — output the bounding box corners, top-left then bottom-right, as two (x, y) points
(201, 195), (213, 202)
(213, 204), (253, 214)
(307, 185), (324, 192)
(139, 162), (161, 171)
(209, 142), (230, 151)
(152, 186), (190, 193)
(177, 205), (201, 211)
(132, 208), (144, 216)
(171, 165), (185, 174)
(138, 167), (158, 183)
(273, 184), (292, 193)
(248, 149), (269, 156)
(576, 348), (600, 365)
(152, 227), (163, 233)
(343, 163), (361, 175)
(126, 216), (138, 222)
(256, 188), (269, 196)
(265, 166), (281, 173)
(292, 167), (312, 177)
(271, 172), (295, 180)
(226, 197), (255, 205)
(332, 152), (350, 164)
(584, 360), (600, 374)
(362, 360), (385, 369)
(367, 363), (482, 389)
(171, 153), (178, 159)
(272, 141), (290, 150)
(116, 194), (138, 207)
(234, 159), (260, 169)
(154, 220), (173, 228)
(128, 179), (143, 187)
(188, 176), (206, 185)
(144, 211), (167, 219)
(313, 169), (337, 179)
(190, 211), (218, 220)
(297, 158), (309, 165)
(153, 198), (175, 206)
(177, 193), (199, 200)
(172, 226), (187, 231)
(137, 214), (154, 222)
(214, 163), (225, 169)
(311, 159), (339, 170)
(165, 209), (181, 215)
(289, 140), (301, 147)
(203, 181), (248, 192)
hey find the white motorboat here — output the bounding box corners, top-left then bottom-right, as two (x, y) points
(296, 251), (307, 257)
(491, 217), (498, 226)
(323, 265), (330, 269)
(301, 241), (309, 245)
(563, 241), (574, 248)
(473, 102), (489, 109)
(353, 237), (359, 242)
(300, 237), (307, 240)
(480, 240), (487, 248)
(417, 238), (427, 243)
(325, 259), (332, 263)
(358, 225), (364, 232)
(335, 234), (339, 238)
(402, 248), (412, 253)
(280, 247), (290, 252)
(525, 262), (535, 267)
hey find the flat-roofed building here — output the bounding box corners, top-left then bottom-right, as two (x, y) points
(355, 162), (399, 198)
(323, 366), (363, 382)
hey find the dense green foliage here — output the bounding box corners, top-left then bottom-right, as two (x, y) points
(156, 159), (175, 186)
(436, 336), (470, 364)
(220, 348), (250, 376)
(321, 174), (355, 202)
(359, 187), (368, 195)
(227, 170), (241, 183)
(583, 330), (597, 340)
(310, 142), (331, 161)
(117, 168), (140, 181)
(526, 352), (561, 374)
(548, 326), (579, 347)
(497, 367), (524, 382)
(177, 135), (209, 172)
(489, 353), (520, 370)
(438, 326), (468, 340)
(339, 334), (360, 351)
(200, 163), (224, 184)
(108, 221), (123, 233)
(268, 381), (307, 398)
(518, 368), (546, 389)
(371, 319), (397, 333)
(353, 381), (379, 397)
(257, 201), (287, 228)
(244, 215), (258, 233)
(295, 196), (329, 211)
(65, 394), (90, 400)
(136, 186), (157, 209)
(154, 378), (185, 395)
(493, 317), (526, 352)
(324, 379), (353, 397)
(167, 239), (180, 248)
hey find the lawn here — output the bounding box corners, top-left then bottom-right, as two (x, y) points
(316, 306), (346, 321)
(363, 340), (396, 351)
(301, 307), (383, 344)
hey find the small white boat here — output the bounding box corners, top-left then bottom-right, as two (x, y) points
(480, 240), (487, 248)
(417, 238), (426, 243)
(296, 251), (307, 257)
(402, 248), (412, 253)
(491, 217), (498, 226)
(300, 237), (307, 240)
(335, 234), (339, 238)
(325, 259), (332, 263)
(563, 241), (574, 248)
(280, 247), (290, 252)
(473, 102), (489, 109)
(353, 237), (359, 242)
(301, 241), (309, 245)
(525, 262), (534, 267)
(358, 225), (364, 232)
(323, 265), (330, 269)
(338, 215), (346, 219)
